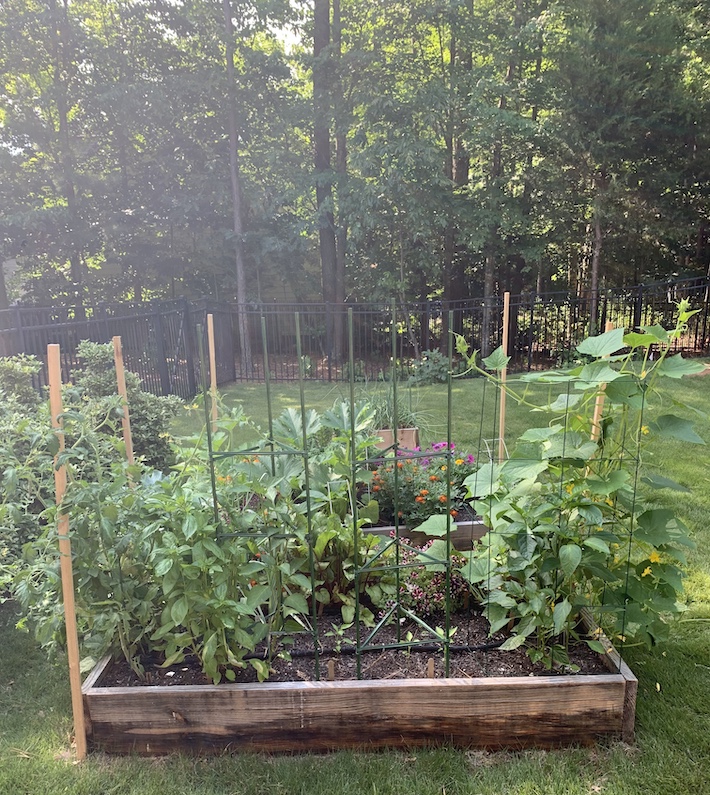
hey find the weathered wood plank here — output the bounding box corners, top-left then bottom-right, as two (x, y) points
(84, 664), (627, 755)
(366, 520), (487, 551)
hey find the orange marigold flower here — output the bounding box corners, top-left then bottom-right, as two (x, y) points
(450, 509), (458, 517)
(415, 496), (425, 503)
(397, 461), (404, 468)
(429, 475), (439, 482)
(420, 489), (429, 496)
(373, 485), (380, 491)
(438, 495), (448, 503)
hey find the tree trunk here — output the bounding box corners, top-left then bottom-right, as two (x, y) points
(332, 0), (346, 361)
(442, 11), (472, 348)
(482, 243), (497, 357)
(49, 0), (84, 316)
(314, 0), (338, 361)
(222, 0), (252, 373)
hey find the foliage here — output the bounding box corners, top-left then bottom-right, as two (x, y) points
(74, 341), (181, 472)
(3, 0), (707, 317)
(455, 302), (704, 667)
(0, 344), (180, 571)
(0, 354), (41, 407)
(371, 442), (476, 528)
(0, 400), (56, 567)
(408, 350), (452, 385)
(6, 398), (397, 683)
(266, 399), (393, 624)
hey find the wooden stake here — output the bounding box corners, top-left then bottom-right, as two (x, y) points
(47, 344), (87, 761)
(112, 336), (135, 465)
(327, 659), (336, 681)
(207, 313), (218, 431)
(427, 657), (435, 678)
(590, 321), (615, 443)
(498, 292), (510, 463)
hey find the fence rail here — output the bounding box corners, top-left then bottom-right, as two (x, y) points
(1, 277), (709, 398)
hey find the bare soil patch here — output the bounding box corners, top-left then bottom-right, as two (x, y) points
(100, 610), (610, 687)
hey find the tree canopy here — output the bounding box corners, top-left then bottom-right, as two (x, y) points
(1, 0), (708, 311)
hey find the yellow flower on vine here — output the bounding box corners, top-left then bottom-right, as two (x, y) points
(641, 566), (652, 577)
(565, 483), (574, 494)
(649, 550), (661, 564)
(641, 425), (650, 435)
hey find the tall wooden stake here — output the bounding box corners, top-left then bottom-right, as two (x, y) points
(590, 321), (615, 443)
(207, 313), (218, 431)
(112, 336), (135, 465)
(498, 292), (510, 462)
(47, 344), (87, 761)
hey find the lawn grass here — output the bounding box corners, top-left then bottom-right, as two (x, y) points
(2, 372), (710, 794)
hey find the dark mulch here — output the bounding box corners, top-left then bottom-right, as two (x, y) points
(99, 610), (611, 688)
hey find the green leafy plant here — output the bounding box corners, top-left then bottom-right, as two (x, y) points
(455, 301), (703, 667)
(0, 354), (42, 407)
(267, 399), (393, 624)
(408, 349), (451, 384)
(75, 340), (182, 472)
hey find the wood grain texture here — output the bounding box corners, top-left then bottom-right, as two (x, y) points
(48, 344), (87, 760)
(83, 655), (629, 755)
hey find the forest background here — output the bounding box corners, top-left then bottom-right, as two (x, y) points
(1, 0), (709, 324)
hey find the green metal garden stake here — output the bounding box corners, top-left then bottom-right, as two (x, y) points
(295, 312), (320, 680)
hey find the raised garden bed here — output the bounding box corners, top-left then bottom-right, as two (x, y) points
(365, 516), (487, 551)
(81, 612), (636, 755)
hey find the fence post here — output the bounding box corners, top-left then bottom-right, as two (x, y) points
(326, 302), (333, 382)
(98, 302), (110, 342)
(182, 298), (197, 396)
(633, 285), (643, 331)
(153, 307), (172, 395)
(527, 292), (536, 371)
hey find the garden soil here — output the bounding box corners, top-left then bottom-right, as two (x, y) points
(100, 610), (610, 687)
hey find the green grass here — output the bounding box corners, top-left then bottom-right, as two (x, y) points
(177, 376), (568, 455)
(3, 372), (710, 794)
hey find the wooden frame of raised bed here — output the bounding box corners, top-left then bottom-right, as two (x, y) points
(81, 614), (637, 755)
(366, 518), (487, 551)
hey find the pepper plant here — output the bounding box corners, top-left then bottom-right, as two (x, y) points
(455, 302), (703, 668)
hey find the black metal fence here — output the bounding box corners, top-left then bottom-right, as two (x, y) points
(1, 277), (709, 398)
